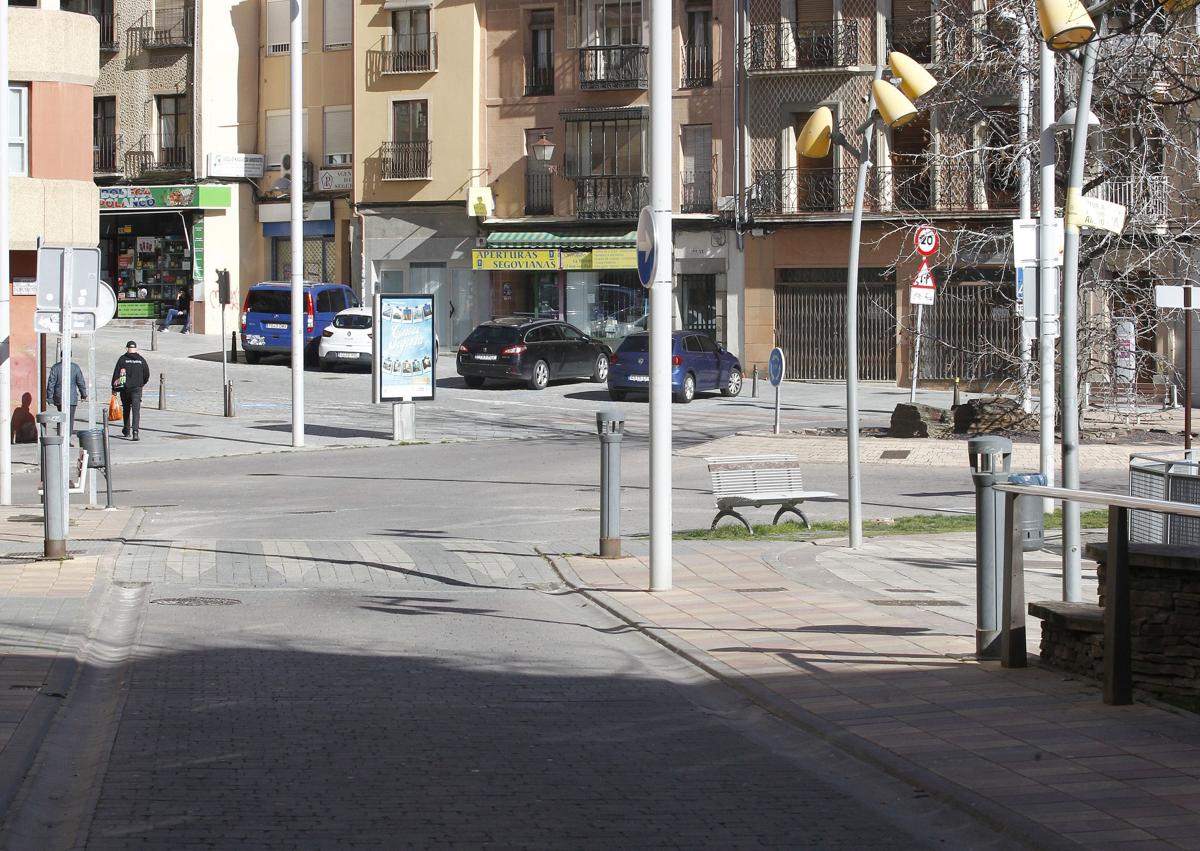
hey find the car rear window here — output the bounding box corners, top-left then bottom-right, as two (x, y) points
(617, 334), (649, 353)
(247, 290), (291, 314)
(466, 326), (520, 346)
(333, 314), (372, 330)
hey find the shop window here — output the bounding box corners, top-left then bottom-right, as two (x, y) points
(266, 0), (308, 54)
(273, 237), (335, 282)
(8, 85), (27, 177)
(323, 0), (350, 49)
(323, 106), (351, 166)
(265, 108), (309, 170)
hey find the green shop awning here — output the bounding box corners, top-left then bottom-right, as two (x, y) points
(486, 230), (635, 249)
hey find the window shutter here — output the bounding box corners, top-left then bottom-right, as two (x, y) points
(324, 0), (351, 48)
(267, 0), (308, 54)
(323, 107), (352, 164)
(266, 110), (310, 167)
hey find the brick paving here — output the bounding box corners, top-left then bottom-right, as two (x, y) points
(558, 536), (1200, 850)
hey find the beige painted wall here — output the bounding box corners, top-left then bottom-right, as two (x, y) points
(353, 0), (483, 205)
(10, 7), (99, 86)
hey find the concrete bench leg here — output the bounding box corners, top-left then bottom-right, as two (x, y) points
(711, 509), (753, 535)
(773, 503), (810, 529)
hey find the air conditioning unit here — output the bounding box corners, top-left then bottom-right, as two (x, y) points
(325, 153), (351, 166)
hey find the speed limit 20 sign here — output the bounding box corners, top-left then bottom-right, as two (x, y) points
(914, 225), (939, 257)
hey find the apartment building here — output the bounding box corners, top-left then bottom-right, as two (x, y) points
(254, 0), (354, 289)
(480, 0), (741, 354)
(7, 2), (99, 423)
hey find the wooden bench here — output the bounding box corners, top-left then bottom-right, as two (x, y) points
(706, 455), (836, 534)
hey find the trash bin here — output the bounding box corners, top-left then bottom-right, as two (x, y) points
(76, 428), (106, 469)
(1009, 472), (1046, 552)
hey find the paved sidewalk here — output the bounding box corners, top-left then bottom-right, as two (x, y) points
(554, 535), (1200, 850)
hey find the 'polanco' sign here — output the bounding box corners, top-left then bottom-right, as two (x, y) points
(471, 249), (560, 270)
(99, 185), (232, 210)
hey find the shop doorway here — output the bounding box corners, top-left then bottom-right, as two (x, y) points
(492, 271), (560, 320)
(681, 273), (718, 339)
(273, 237), (336, 282)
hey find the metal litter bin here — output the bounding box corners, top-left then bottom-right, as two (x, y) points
(75, 428), (106, 469)
(1008, 472), (1046, 552)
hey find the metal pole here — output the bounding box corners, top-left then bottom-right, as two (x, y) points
(597, 411), (624, 558)
(751, 364), (758, 397)
(289, 0), (304, 447)
(1017, 16), (1033, 414)
(221, 302), (229, 415)
(87, 334), (96, 506)
(1185, 285), (1192, 451)
(59, 250), (71, 541)
(101, 421), (113, 509)
(773, 380), (781, 434)
(1038, 41), (1057, 516)
(648, 0), (673, 591)
(38, 419), (65, 559)
(0, 1), (10, 505)
(909, 304), (923, 404)
(1059, 38), (1099, 604)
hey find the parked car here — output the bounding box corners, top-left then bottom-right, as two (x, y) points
(240, 282), (360, 364)
(319, 307), (373, 370)
(607, 331), (743, 403)
(456, 317), (612, 390)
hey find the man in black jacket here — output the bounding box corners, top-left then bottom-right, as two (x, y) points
(111, 340), (150, 440)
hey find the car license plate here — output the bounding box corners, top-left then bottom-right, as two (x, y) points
(475, 354), (497, 361)
(245, 334), (266, 346)
(629, 374), (649, 383)
(264, 322), (287, 330)
(336, 352), (359, 359)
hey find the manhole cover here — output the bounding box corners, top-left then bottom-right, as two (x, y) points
(734, 587), (787, 593)
(880, 450), (911, 460)
(151, 597), (242, 606)
(868, 599), (966, 607)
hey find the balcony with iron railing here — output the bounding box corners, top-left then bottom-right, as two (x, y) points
(126, 134), (191, 176)
(1092, 173), (1170, 224)
(381, 141), (431, 180)
(525, 172), (553, 215)
(137, 4), (193, 49)
(746, 20), (861, 72)
(525, 61), (553, 96)
(579, 45), (648, 90)
(681, 170), (715, 213)
(887, 19), (931, 63)
(96, 11), (118, 51)
(94, 134), (119, 174)
(681, 41), (712, 87)
(573, 175), (648, 219)
(374, 33), (438, 74)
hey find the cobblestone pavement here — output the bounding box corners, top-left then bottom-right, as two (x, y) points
(558, 535), (1200, 850)
(69, 536), (986, 850)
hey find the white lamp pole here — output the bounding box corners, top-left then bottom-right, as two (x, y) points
(289, 0), (304, 447)
(649, 0), (673, 590)
(1037, 40), (1057, 515)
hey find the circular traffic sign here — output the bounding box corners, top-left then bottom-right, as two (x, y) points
(768, 347), (785, 386)
(636, 206), (657, 289)
(914, 225), (939, 257)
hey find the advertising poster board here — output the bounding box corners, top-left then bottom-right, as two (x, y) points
(376, 294), (436, 402)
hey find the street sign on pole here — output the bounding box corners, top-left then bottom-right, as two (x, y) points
(1012, 217), (1063, 268)
(914, 225), (939, 257)
(33, 282), (115, 335)
(910, 259), (936, 306)
(636, 205), (657, 289)
(36, 246), (101, 312)
(769, 347), (785, 435)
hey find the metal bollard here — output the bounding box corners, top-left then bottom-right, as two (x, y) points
(596, 410), (625, 558)
(752, 365), (759, 398)
(101, 425), (114, 509)
(224, 381), (236, 417)
(953, 377), (962, 407)
(158, 373), (166, 410)
(150, 324), (158, 352)
(37, 412), (66, 559)
(969, 435), (1013, 659)
(229, 332), (238, 364)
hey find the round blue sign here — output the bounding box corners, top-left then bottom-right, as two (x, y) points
(636, 206), (657, 289)
(768, 347), (785, 386)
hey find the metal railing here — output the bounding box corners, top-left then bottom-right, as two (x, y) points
(1092, 174), (1169, 223)
(525, 171), (553, 215)
(127, 134), (191, 174)
(681, 41), (712, 87)
(994, 482), (1200, 705)
(887, 19), (931, 63)
(750, 164), (1021, 216)
(573, 175), (648, 219)
(681, 170), (714, 214)
(96, 11), (118, 51)
(1128, 452), (1200, 545)
(94, 135), (119, 173)
(746, 20), (861, 71)
(578, 45), (648, 90)
(140, 3), (193, 49)
(378, 33), (438, 73)
(525, 60), (553, 95)
(381, 141), (430, 180)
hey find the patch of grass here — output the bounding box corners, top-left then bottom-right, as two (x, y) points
(676, 508), (1110, 541)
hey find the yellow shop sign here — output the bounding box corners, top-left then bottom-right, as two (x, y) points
(471, 249), (560, 270)
(561, 249), (637, 270)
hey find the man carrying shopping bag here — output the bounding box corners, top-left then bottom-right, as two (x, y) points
(111, 341), (150, 440)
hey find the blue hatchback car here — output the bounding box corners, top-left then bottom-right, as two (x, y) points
(607, 331), (743, 403)
(240, 282), (359, 364)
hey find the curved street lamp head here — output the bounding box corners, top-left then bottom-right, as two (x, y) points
(888, 52), (938, 101)
(872, 80), (919, 129)
(796, 106), (834, 159)
(1037, 0), (1096, 50)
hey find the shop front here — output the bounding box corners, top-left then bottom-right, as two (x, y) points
(257, 201), (344, 283)
(99, 185), (231, 320)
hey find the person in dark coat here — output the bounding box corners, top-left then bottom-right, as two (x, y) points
(46, 360), (87, 433)
(111, 341), (150, 440)
(159, 288), (190, 332)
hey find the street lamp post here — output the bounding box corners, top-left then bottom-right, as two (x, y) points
(795, 52), (937, 548)
(289, 0), (304, 448)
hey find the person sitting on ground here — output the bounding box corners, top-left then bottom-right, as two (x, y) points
(159, 288), (190, 333)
